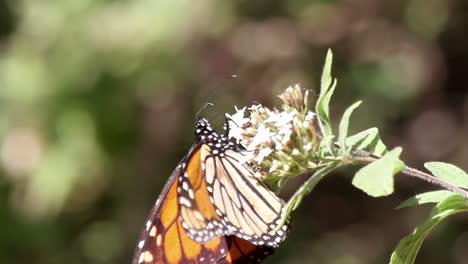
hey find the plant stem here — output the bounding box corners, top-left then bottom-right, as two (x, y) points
(350, 148), (468, 200)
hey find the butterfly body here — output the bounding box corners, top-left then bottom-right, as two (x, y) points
(132, 117), (289, 264)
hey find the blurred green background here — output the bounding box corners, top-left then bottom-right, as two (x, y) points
(0, 0), (467, 263)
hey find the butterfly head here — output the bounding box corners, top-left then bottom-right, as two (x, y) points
(194, 117), (235, 154)
(194, 117), (214, 137)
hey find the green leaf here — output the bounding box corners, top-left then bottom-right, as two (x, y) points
(316, 79), (336, 145)
(315, 49), (336, 152)
(425, 162), (468, 189)
(397, 190), (456, 209)
(346, 127), (387, 156)
(346, 128), (377, 148)
(352, 147), (404, 197)
(390, 195), (468, 264)
(338, 101), (362, 154)
(272, 166), (335, 233)
(320, 49), (334, 98)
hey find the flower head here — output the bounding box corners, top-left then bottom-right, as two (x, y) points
(225, 106), (250, 144)
(225, 84), (323, 188)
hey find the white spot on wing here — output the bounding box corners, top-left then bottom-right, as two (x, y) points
(149, 226), (157, 237)
(145, 220), (152, 231)
(138, 240), (145, 248)
(143, 251), (154, 262)
(180, 196), (192, 207)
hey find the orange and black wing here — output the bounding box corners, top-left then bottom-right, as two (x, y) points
(220, 237), (274, 264)
(131, 154), (275, 264)
(132, 161), (229, 264)
(176, 146), (226, 243)
(132, 117), (285, 264)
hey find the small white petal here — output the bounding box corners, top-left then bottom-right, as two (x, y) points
(254, 148), (272, 163)
(247, 124), (274, 151)
(249, 104), (262, 110)
(305, 111), (316, 121)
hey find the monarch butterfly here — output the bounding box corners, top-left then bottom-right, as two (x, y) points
(132, 117), (289, 264)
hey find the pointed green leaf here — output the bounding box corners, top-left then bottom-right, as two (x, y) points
(338, 101), (362, 154)
(316, 50), (336, 152)
(390, 195), (468, 264)
(424, 162), (468, 189)
(397, 190), (456, 209)
(320, 49), (334, 97)
(346, 128), (378, 149)
(316, 79), (336, 146)
(346, 127), (387, 156)
(352, 147), (404, 197)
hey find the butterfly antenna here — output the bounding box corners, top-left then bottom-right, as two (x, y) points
(195, 74), (238, 120)
(195, 103), (214, 119)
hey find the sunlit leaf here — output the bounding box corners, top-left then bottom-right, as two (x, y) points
(390, 195), (468, 264)
(425, 162), (468, 189)
(352, 147), (404, 197)
(338, 101), (362, 154)
(346, 127), (387, 156)
(316, 49), (336, 152)
(397, 190), (456, 209)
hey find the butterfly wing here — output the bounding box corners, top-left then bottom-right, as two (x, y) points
(132, 161), (229, 264)
(179, 143), (289, 247)
(204, 147), (289, 247)
(178, 146), (226, 243)
(219, 237), (274, 264)
(133, 117), (286, 264)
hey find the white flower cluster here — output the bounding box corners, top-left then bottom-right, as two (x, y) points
(225, 85), (319, 182)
